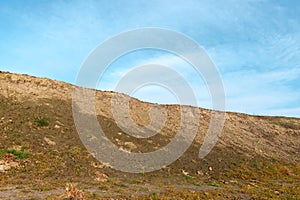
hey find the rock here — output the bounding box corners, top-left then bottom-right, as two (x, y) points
(55, 120), (64, 126)
(95, 171), (108, 182)
(54, 124), (60, 129)
(209, 166), (213, 171)
(229, 180), (238, 184)
(119, 147), (131, 153)
(44, 137), (56, 146)
(124, 142), (137, 150)
(204, 191), (209, 196)
(0, 164), (10, 172)
(197, 170), (204, 176)
(182, 169), (189, 176)
(91, 162), (105, 169)
(0, 159), (19, 172)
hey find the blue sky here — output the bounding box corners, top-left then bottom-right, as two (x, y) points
(0, 0), (299, 117)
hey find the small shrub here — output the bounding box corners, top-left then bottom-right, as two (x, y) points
(0, 148), (29, 159)
(252, 163), (258, 169)
(35, 117), (49, 127)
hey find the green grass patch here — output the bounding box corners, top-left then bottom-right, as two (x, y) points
(184, 175), (193, 180)
(35, 117), (49, 127)
(208, 182), (220, 187)
(0, 146), (30, 159)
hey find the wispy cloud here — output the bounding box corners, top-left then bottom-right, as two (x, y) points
(0, 0), (299, 117)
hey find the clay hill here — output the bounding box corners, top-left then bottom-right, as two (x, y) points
(0, 71), (299, 199)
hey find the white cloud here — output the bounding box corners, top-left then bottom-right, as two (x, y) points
(1, 0), (299, 117)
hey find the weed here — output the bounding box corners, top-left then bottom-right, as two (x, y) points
(208, 182), (220, 187)
(252, 163), (258, 169)
(0, 148), (30, 159)
(185, 175), (193, 180)
(21, 146), (29, 151)
(35, 117), (49, 127)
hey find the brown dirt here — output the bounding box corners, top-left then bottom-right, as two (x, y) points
(0, 71), (299, 199)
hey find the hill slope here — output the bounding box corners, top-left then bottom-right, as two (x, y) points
(0, 71), (299, 199)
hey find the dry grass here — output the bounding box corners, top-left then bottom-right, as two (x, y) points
(0, 71), (300, 199)
(61, 183), (85, 200)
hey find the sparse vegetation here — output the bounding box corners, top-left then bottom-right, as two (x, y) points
(0, 72), (299, 199)
(269, 117), (300, 130)
(0, 147), (29, 159)
(274, 120), (300, 130)
(62, 183), (84, 200)
(35, 117), (49, 127)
